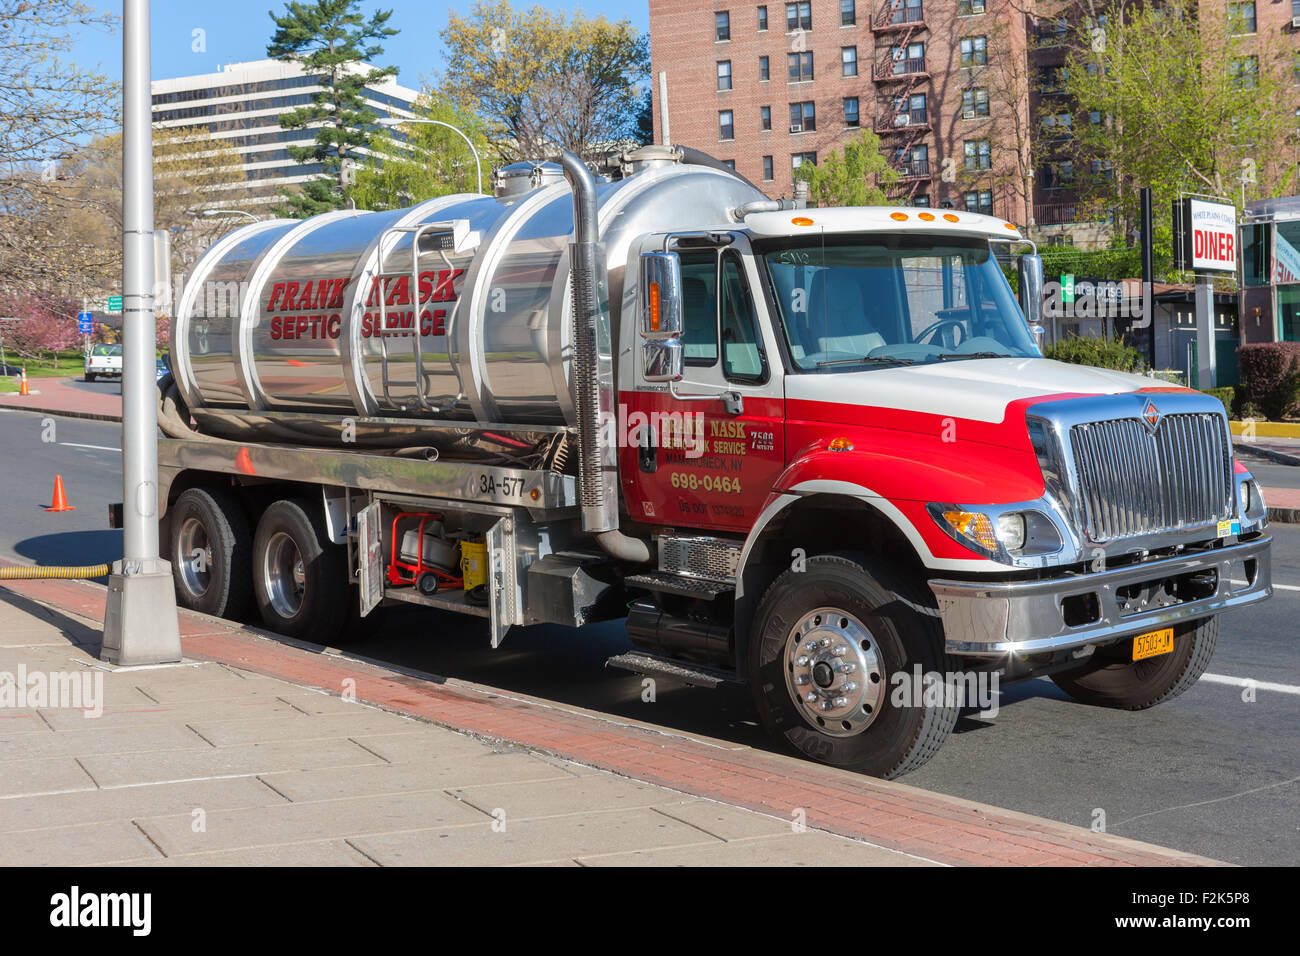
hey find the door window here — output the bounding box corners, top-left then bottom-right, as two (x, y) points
(720, 250), (767, 382)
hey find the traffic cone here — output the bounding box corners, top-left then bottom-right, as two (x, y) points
(18, 368), (28, 396)
(45, 475), (75, 512)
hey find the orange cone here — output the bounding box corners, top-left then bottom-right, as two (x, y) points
(18, 369), (28, 396)
(45, 475), (75, 512)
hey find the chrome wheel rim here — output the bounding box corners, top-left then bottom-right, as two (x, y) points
(263, 531), (306, 619)
(784, 607), (885, 737)
(176, 517), (213, 598)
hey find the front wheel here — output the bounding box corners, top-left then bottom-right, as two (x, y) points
(252, 498), (348, 642)
(749, 554), (959, 778)
(1051, 617), (1218, 709)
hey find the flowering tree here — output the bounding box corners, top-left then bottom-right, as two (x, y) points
(1, 293), (81, 367)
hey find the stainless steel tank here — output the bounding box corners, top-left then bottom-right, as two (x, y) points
(171, 157), (766, 448)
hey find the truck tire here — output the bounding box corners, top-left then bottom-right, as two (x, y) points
(169, 487), (252, 619)
(749, 554), (959, 778)
(85, 372), (96, 382)
(252, 498), (348, 642)
(1051, 617), (1218, 710)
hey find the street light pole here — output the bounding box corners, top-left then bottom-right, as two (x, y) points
(101, 0), (182, 666)
(377, 117), (484, 195)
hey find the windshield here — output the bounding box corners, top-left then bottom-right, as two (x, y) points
(91, 344), (122, 357)
(760, 235), (1038, 371)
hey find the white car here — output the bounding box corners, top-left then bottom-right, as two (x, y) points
(85, 343), (123, 382)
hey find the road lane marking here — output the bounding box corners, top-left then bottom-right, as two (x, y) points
(59, 442), (119, 452)
(1200, 673), (1300, 696)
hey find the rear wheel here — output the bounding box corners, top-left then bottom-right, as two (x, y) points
(84, 372), (96, 382)
(252, 498), (348, 642)
(168, 487), (252, 619)
(1051, 617), (1218, 710)
(749, 554), (959, 778)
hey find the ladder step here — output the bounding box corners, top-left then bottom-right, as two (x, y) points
(605, 651), (737, 689)
(624, 571), (733, 600)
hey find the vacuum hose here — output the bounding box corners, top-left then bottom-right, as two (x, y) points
(0, 564), (111, 580)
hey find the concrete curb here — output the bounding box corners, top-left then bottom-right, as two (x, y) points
(1234, 439), (1300, 467)
(0, 403), (123, 424)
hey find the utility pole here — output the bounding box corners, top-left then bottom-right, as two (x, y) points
(1140, 187), (1155, 369)
(101, 0), (182, 666)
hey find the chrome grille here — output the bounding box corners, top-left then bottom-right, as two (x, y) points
(1068, 413), (1233, 542)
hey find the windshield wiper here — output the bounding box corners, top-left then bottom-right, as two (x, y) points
(936, 352), (1012, 361)
(816, 355), (916, 368)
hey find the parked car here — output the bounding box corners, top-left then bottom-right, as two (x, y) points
(156, 356), (170, 381)
(85, 343), (123, 382)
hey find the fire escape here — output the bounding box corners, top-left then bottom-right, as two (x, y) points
(870, 0), (931, 204)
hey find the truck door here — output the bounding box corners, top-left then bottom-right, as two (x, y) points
(620, 236), (786, 534)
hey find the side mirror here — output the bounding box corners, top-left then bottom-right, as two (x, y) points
(640, 251), (684, 381)
(1017, 253), (1045, 347)
(643, 338), (684, 383)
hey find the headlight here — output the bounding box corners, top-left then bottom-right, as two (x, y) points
(996, 512), (1026, 550)
(1239, 480), (1252, 514)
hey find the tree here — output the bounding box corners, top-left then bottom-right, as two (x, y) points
(0, 2), (119, 299)
(350, 92), (493, 210)
(794, 131), (899, 207)
(440, 0), (649, 161)
(0, 293), (80, 366)
(1060, 0), (1295, 238)
(267, 0), (399, 217)
(633, 89), (654, 147)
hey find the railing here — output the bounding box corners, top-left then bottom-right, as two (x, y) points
(874, 2), (925, 30)
(873, 56), (926, 80)
(894, 159), (931, 180)
(1033, 202), (1079, 226)
(875, 108), (929, 131)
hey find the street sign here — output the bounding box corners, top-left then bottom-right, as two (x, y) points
(77, 312), (93, 335)
(106, 296), (123, 313)
(1173, 198), (1237, 273)
(1061, 274), (1075, 304)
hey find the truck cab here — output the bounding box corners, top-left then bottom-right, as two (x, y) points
(85, 342), (122, 382)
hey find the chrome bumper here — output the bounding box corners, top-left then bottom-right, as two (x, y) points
(929, 537), (1271, 658)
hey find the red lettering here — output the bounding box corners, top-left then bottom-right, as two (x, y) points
(385, 276), (410, 307)
(296, 316), (309, 337)
(270, 316), (282, 340)
(267, 282), (286, 312)
(326, 314), (341, 338)
(283, 282), (299, 309)
(418, 270), (435, 303)
(433, 269), (463, 302)
(329, 278), (349, 308)
(430, 308), (447, 336)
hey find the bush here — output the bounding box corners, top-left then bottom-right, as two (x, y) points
(1203, 386), (1235, 419)
(1045, 335), (1145, 373)
(1237, 343), (1300, 421)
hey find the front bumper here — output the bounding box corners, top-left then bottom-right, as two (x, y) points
(929, 536), (1271, 658)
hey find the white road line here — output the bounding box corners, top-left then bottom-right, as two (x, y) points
(59, 442), (119, 452)
(1200, 674), (1300, 696)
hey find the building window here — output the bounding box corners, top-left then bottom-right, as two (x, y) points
(791, 151), (817, 170)
(961, 87), (989, 118)
(964, 138), (991, 170)
(841, 0), (855, 26)
(1090, 159), (1113, 181)
(1227, 1), (1255, 35)
(890, 41), (924, 75)
(1089, 109), (1103, 125)
(897, 143), (928, 177)
(1231, 56), (1259, 90)
(787, 51), (814, 82)
(958, 0), (985, 14)
(789, 101), (816, 132)
(758, 5), (768, 31)
(844, 96), (860, 127)
(963, 189), (993, 214)
(719, 109), (735, 140)
(842, 46), (858, 77)
(959, 36), (987, 67)
(759, 55), (770, 80)
(892, 92), (927, 126)
(763, 155), (774, 181)
(722, 159), (736, 170)
(716, 11), (731, 41)
(717, 60), (732, 91)
(913, 194), (931, 207)
(888, 0), (923, 26)
(760, 105), (772, 130)
(786, 1), (811, 32)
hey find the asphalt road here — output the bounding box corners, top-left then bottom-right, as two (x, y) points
(0, 408), (1295, 866)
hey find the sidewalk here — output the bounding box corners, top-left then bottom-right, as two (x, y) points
(0, 376), (122, 422)
(0, 573), (1223, 867)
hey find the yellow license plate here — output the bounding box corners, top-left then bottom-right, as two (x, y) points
(1132, 628), (1174, 661)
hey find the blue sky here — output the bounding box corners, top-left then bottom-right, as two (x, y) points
(71, 1), (650, 86)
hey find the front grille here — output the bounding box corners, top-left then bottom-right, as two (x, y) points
(1068, 413), (1233, 542)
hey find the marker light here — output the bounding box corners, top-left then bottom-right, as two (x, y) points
(1003, 222), (1017, 230)
(648, 281), (661, 332)
(940, 510), (998, 551)
(943, 213), (960, 223)
(828, 437), (854, 452)
(918, 212), (935, 221)
(792, 216), (814, 226)
(890, 212), (908, 221)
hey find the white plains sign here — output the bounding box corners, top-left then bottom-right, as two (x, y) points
(1179, 198), (1237, 273)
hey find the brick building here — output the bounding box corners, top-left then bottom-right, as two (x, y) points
(648, 0), (1300, 235)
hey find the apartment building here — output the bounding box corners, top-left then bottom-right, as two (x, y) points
(151, 59), (421, 207)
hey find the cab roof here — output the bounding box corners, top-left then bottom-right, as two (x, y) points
(741, 206), (1024, 242)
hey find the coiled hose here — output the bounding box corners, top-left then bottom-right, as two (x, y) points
(0, 564), (111, 580)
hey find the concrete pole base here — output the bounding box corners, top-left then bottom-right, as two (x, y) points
(100, 559), (182, 666)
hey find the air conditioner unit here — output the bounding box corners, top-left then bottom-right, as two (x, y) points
(789, 123), (803, 133)
(1292, 15), (1300, 27)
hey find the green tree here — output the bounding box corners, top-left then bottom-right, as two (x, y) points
(350, 92), (493, 210)
(267, 0), (399, 217)
(793, 131), (898, 207)
(440, 0), (649, 160)
(1060, 0), (1295, 238)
